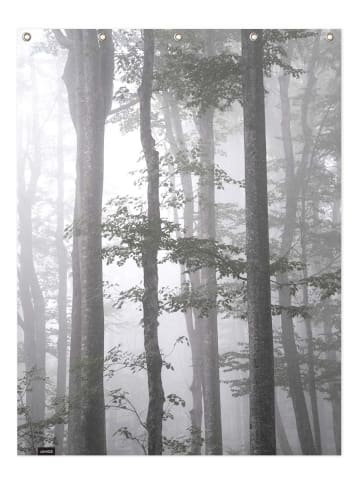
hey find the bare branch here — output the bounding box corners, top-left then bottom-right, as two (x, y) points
(108, 98), (139, 117)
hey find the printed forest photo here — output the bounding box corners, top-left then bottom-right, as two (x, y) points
(16, 29), (341, 455)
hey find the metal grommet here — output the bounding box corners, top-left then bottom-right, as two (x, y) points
(98, 32), (106, 42)
(23, 32), (31, 42)
(249, 32), (258, 42)
(174, 32), (183, 42)
(326, 32), (334, 42)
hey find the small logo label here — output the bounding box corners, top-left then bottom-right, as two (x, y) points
(37, 447), (55, 455)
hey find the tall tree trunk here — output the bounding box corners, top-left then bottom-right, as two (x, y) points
(325, 200), (341, 454)
(67, 194), (83, 453)
(17, 195), (38, 451)
(163, 95), (203, 454)
(277, 275), (315, 454)
(277, 70), (306, 453)
(29, 255), (46, 437)
(172, 102), (203, 455)
(17, 113), (37, 455)
(324, 320), (341, 454)
(197, 107), (223, 455)
(54, 80), (68, 454)
(241, 29), (276, 455)
(275, 399), (293, 455)
(300, 187), (322, 454)
(276, 39), (320, 454)
(192, 29), (223, 456)
(30, 58), (46, 431)
(139, 29), (165, 455)
(299, 34), (323, 455)
(56, 29), (114, 455)
(17, 58), (46, 450)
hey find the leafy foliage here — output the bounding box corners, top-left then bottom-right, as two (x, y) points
(104, 344), (174, 380)
(17, 369), (65, 454)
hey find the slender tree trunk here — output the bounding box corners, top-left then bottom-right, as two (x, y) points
(241, 29), (276, 455)
(325, 201), (341, 454)
(299, 35), (323, 455)
(17, 194), (38, 450)
(18, 193), (45, 430)
(30, 59), (46, 431)
(139, 29), (165, 455)
(57, 29), (114, 454)
(197, 107), (223, 455)
(17, 58), (46, 449)
(163, 95), (203, 454)
(191, 30), (223, 456)
(54, 81), (68, 454)
(67, 194), (83, 453)
(275, 400), (293, 455)
(169, 102), (205, 439)
(277, 276), (316, 454)
(17, 114), (37, 453)
(30, 255), (46, 434)
(276, 38), (320, 454)
(324, 321), (341, 454)
(300, 191), (322, 454)
(277, 69), (313, 455)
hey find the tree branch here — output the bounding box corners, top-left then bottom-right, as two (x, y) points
(107, 98), (139, 117)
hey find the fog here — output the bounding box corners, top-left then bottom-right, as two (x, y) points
(17, 29), (341, 455)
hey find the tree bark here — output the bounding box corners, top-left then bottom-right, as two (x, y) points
(190, 29), (223, 456)
(300, 187), (322, 454)
(324, 321), (341, 454)
(276, 39), (320, 455)
(67, 194), (83, 453)
(54, 79), (68, 454)
(196, 107), (223, 455)
(17, 57), (46, 449)
(275, 399), (293, 455)
(277, 71), (315, 453)
(299, 35), (322, 455)
(241, 29), (276, 455)
(325, 201), (341, 454)
(163, 95), (203, 454)
(139, 29), (165, 455)
(57, 29), (114, 455)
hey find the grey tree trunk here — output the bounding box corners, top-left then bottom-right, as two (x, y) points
(30, 59), (46, 431)
(197, 108), (223, 455)
(299, 35), (322, 455)
(67, 194), (83, 453)
(300, 187), (322, 454)
(55, 29), (114, 454)
(241, 29), (276, 454)
(163, 95), (203, 454)
(276, 39), (320, 455)
(17, 58), (46, 449)
(54, 81), (68, 454)
(17, 179), (42, 448)
(277, 73), (315, 453)
(172, 101), (204, 455)
(324, 320), (341, 454)
(326, 201), (341, 454)
(190, 29), (223, 456)
(275, 400), (293, 455)
(139, 29), (165, 455)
